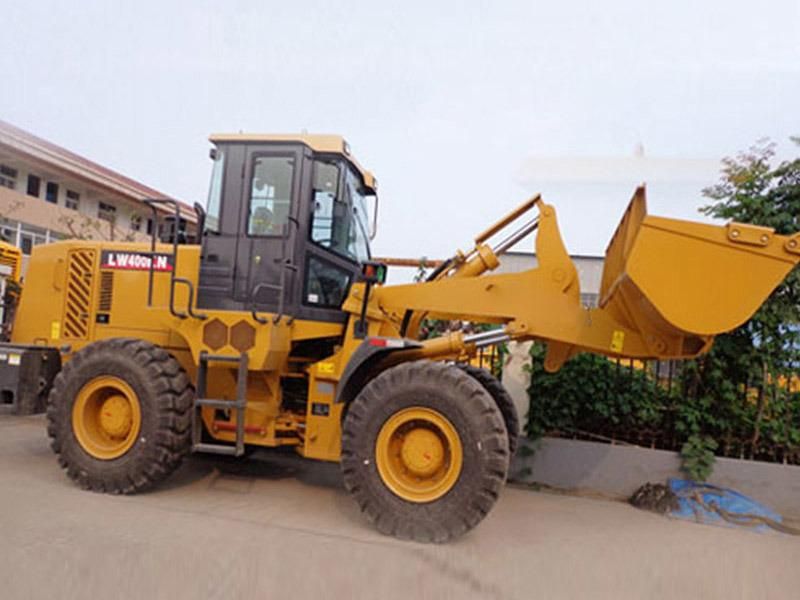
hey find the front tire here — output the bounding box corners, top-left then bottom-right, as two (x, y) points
(457, 364), (520, 456)
(341, 360), (510, 543)
(47, 338), (193, 494)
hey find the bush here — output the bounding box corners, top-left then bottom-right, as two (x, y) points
(680, 435), (718, 482)
(526, 345), (676, 445)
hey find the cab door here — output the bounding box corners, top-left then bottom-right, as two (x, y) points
(291, 158), (365, 324)
(233, 145), (304, 313)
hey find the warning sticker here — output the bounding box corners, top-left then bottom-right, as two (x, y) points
(317, 362), (335, 375)
(610, 330), (625, 353)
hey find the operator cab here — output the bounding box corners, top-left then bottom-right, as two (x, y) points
(197, 134), (378, 323)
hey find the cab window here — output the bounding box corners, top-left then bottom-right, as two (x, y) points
(310, 159), (370, 262)
(311, 160), (342, 247)
(304, 256), (351, 308)
(248, 156), (294, 236)
(343, 168), (370, 261)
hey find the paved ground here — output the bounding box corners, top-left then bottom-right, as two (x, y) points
(2, 415), (799, 599)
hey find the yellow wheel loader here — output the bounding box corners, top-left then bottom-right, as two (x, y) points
(2, 134), (799, 542)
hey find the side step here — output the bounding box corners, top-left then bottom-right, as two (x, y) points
(191, 351), (249, 457)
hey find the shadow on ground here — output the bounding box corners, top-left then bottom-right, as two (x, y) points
(161, 447), (345, 493)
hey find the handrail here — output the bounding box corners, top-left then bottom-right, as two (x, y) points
(142, 198), (207, 320)
(249, 216), (299, 325)
(171, 277), (207, 320)
(192, 202), (206, 242)
(249, 282), (273, 324)
(142, 198), (183, 308)
(369, 194), (379, 241)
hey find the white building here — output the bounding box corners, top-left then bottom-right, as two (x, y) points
(0, 119), (196, 270)
(496, 251), (604, 307)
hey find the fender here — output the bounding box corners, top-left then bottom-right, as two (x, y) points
(334, 337), (422, 405)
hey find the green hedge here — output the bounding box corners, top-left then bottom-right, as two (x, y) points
(525, 343), (800, 465)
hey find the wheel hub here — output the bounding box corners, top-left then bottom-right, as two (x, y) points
(400, 428), (444, 476)
(72, 376), (142, 460)
(375, 406), (463, 503)
(99, 395), (133, 438)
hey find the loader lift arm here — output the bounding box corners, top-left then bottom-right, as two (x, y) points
(349, 186), (800, 372)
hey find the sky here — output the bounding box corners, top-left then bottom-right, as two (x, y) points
(2, 0), (799, 275)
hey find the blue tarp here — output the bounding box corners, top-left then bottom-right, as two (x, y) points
(668, 478), (783, 533)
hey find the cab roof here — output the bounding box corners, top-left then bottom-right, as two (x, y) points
(209, 133), (376, 192)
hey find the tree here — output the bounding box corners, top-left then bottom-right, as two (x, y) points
(696, 138), (800, 460)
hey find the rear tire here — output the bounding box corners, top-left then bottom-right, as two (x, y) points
(341, 360), (509, 543)
(46, 338), (193, 494)
(457, 364), (520, 455)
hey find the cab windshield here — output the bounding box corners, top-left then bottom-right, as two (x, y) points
(310, 159), (372, 262)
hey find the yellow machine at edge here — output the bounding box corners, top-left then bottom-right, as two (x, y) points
(5, 133), (800, 542)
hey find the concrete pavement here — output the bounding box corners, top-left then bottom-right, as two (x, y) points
(1, 414), (798, 599)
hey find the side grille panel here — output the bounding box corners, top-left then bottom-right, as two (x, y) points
(98, 271), (113, 312)
(63, 249), (96, 340)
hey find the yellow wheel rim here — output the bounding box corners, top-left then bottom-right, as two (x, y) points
(71, 376), (141, 460)
(375, 407), (463, 503)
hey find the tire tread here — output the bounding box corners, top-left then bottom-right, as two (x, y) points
(46, 337), (193, 494)
(341, 360), (509, 543)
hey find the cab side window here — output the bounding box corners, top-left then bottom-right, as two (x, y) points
(304, 256), (351, 308)
(311, 160), (343, 248)
(248, 156), (294, 236)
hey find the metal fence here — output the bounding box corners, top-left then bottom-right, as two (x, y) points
(529, 353), (800, 466)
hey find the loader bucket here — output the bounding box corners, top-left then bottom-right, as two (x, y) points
(598, 186), (800, 352)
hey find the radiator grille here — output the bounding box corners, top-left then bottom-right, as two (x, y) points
(98, 271), (113, 312)
(63, 250), (96, 339)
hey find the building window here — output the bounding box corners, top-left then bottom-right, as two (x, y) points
(0, 165), (17, 190)
(27, 175), (40, 198)
(98, 201), (116, 223)
(130, 214), (142, 231)
(0, 218), (49, 253)
(18, 224), (48, 255)
(45, 182), (59, 204)
(65, 190), (80, 210)
(20, 235), (33, 255)
(580, 293), (599, 308)
(146, 218), (154, 235)
(0, 223), (15, 243)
